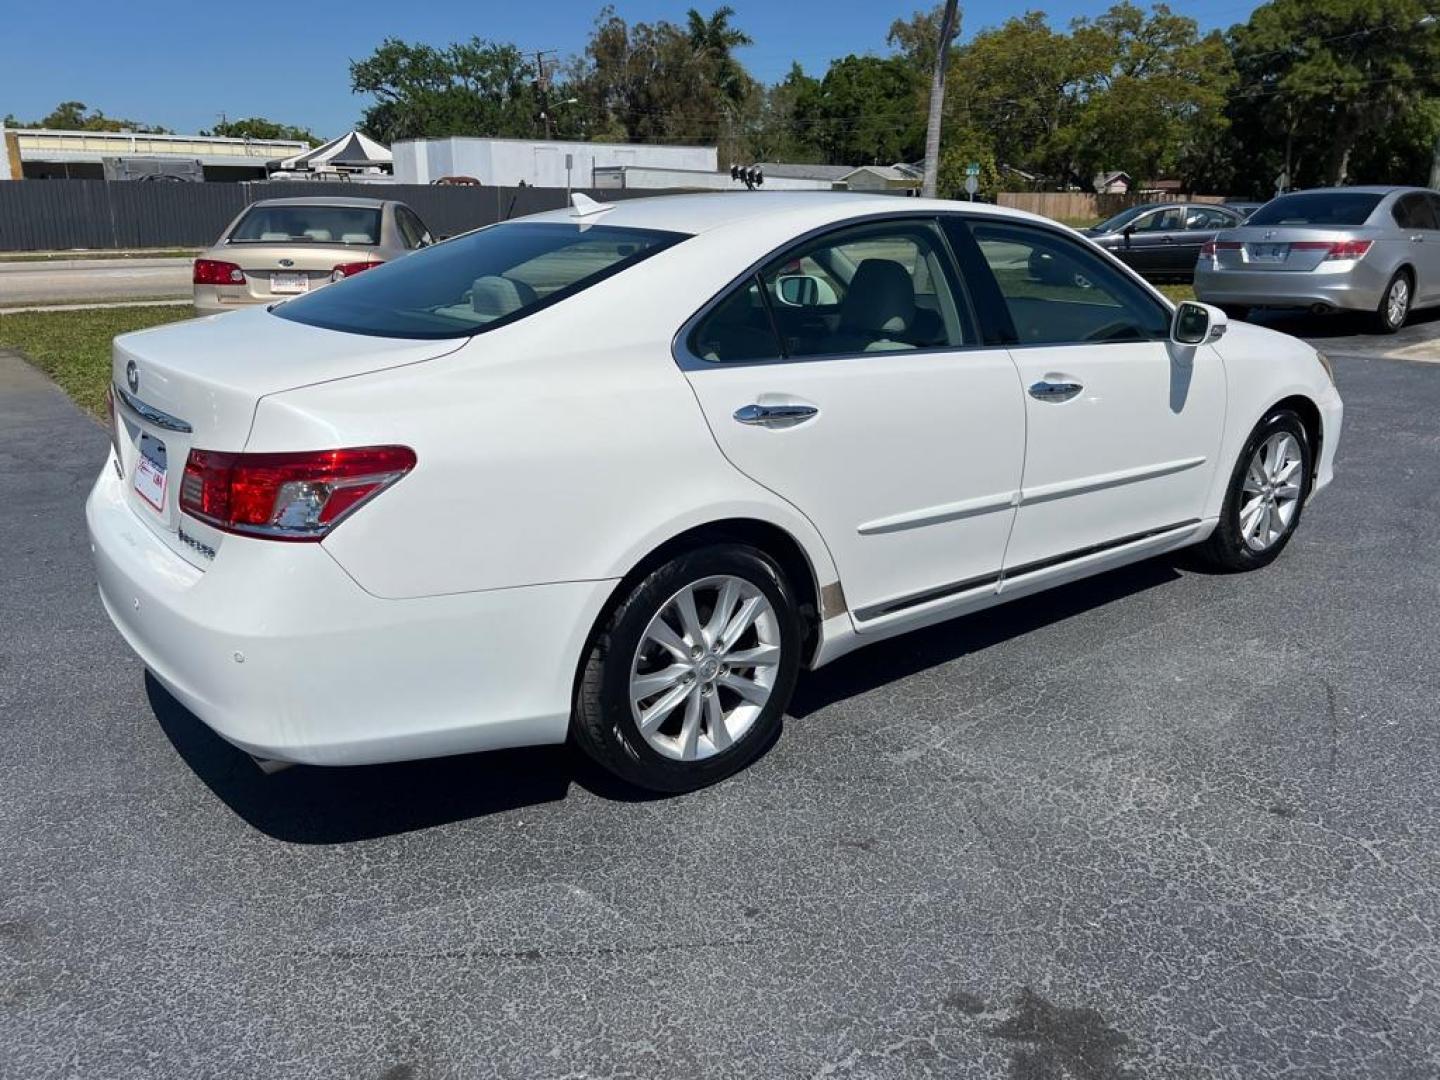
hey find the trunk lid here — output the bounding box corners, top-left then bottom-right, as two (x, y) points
(1212, 225), (1382, 272)
(215, 242), (383, 302)
(110, 305), (463, 567)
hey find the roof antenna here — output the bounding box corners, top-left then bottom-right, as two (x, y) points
(571, 192), (613, 218)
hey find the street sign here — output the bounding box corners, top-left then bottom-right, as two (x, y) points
(964, 174), (979, 198)
(965, 162), (980, 177)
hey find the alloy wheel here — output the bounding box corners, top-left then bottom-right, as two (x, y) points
(628, 575), (782, 762)
(1387, 276), (1410, 328)
(1239, 432), (1304, 552)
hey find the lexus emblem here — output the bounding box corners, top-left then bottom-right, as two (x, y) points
(125, 360), (139, 393)
(278, 258), (294, 268)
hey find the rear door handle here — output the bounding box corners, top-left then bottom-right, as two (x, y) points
(734, 402), (819, 428)
(1412, 235), (1425, 243)
(1028, 380), (1083, 403)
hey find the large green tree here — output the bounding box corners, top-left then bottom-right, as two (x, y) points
(791, 55), (927, 164)
(1228, 0), (1440, 190)
(350, 38), (541, 142)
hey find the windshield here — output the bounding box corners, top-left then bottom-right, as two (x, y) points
(230, 205), (383, 245)
(1091, 205), (1155, 233)
(1245, 192), (1383, 228)
(273, 221), (687, 339)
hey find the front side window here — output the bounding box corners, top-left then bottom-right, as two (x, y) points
(275, 221), (686, 339)
(1132, 208), (1184, 233)
(229, 205), (383, 245)
(967, 221), (1170, 346)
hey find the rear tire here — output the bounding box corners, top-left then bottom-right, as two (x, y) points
(1196, 409), (1312, 572)
(571, 544), (802, 793)
(1373, 270), (1411, 334)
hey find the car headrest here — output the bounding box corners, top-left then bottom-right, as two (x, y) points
(341, 233), (373, 244)
(260, 232), (289, 241)
(303, 229), (332, 242)
(840, 259), (915, 335)
(472, 275), (534, 320)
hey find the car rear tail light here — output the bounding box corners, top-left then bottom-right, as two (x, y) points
(193, 259), (245, 285)
(179, 445), (416, 541)
(331, 260), (383, 282)
(1289, 239), (1373, 260)
(1200, 240), (1241, 257)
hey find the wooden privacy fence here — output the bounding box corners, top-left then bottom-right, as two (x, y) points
(997, 191), (1227, 222)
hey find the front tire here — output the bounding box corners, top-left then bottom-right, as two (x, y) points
(1196, 409), (1312, 572)
(1374, 270), (1411, 334)
(571, 544), (802, 793)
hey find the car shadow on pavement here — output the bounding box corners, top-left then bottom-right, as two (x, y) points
(149, 557), (1184, 843)
(788, 557), (1183, 719)
(1249, 304), (1440, 340)
(147, 674), (656, 845)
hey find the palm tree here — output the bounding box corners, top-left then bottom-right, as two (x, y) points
(686, 6), (754, 108)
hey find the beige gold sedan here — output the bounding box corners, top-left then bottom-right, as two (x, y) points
(192, 196), (433, 314)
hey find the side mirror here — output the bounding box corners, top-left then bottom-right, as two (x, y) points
(775, 274), (836, 307)
(1172, 300), (1226, 346)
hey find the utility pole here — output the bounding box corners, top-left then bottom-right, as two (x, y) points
(921, 0), (961, 199)
(534, 50), (557, 140)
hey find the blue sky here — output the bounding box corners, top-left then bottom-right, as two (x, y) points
(4, 0), (1264, 138)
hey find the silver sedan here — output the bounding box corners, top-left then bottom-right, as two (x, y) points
(1194, 186), (1440, 333)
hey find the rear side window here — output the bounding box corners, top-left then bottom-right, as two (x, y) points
(230, 205), (382, 245)
(395, 207), (429, 248)
(1246, 192), (1383, 227)
(1393, 193), (1438, 230)
(274, 222), (686, 339)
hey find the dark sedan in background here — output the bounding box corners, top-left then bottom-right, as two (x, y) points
(1084, 202), (1251, 278)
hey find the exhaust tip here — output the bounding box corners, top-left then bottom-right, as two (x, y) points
(250, 755), (295, 775)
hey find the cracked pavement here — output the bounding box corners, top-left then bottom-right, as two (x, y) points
(1, 339), (1437, 1079)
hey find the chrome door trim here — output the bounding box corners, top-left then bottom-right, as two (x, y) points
(733, 402), (819, 427)
(1028, 380), (1083, 402)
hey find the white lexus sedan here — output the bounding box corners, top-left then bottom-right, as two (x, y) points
(89, 193), (1343, 792)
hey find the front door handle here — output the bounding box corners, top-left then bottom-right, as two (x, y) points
(1028, 380), (1083, 403)
(1412, 235), (1425, 243)
(734, 402), (819, 428)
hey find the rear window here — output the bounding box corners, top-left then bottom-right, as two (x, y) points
(1245, 192), (1383, 227)
(230, 205), (383, 245)
(273, 221), (687, 339)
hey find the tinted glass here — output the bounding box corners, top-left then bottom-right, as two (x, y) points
(230, 205), (383, 245)
(1132, 208), (1184, 232)
(1246, 192), (1383, 227)
(691, 278), (782, 363)
(757, 220), (970, 358)
(1393, 193), (1438, 230)
(1185, 207), (1236, 229)
(1092, 205), (1154, 233)
(968, 221), (1170, 346)
(275, 222), (685, 339)
(395, 207), (425, 248)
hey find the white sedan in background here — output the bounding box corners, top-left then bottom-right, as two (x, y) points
(89, 192), (1342, 792)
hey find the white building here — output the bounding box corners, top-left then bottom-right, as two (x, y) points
(393, 137), (718, 188)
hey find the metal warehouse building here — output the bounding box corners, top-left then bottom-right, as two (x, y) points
(393, 137), (719, 189)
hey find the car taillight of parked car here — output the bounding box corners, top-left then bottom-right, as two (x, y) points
(330, 260), (384, 283)
(179, 445), (416, 541)
(193, 259), (245, 285)
(1292, 239), (1374, 261)
(1199, 240), (1241, 258)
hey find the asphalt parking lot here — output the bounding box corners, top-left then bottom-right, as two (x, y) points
(2, 318), (1438, 1079)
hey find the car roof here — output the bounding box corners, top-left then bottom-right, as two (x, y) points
(248, 196), (392, 209)
(518, 191), (1058, 236)
(1280, 186), (1431, 196)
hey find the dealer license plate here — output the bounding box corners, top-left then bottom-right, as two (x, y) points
(133, 434), (167, 512)
(271, 272), (309, 294)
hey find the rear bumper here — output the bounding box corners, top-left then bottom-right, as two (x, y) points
(1194, 263), (1388, 312)
(86, 459), (614, 766)
(192, 286), (265, 315)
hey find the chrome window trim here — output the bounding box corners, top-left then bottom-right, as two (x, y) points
(113, 383), (192, 433)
